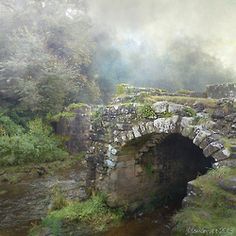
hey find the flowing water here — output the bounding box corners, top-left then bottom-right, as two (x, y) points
(0, 165), (181, 236)
(103, 203), (181, 236)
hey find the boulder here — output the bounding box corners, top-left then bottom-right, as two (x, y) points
(193, 102), (205, 112)
(203, 141), (224, 157)
(212, 149), (230, 161)
(219, 178), (236, 194)
(212, 109), (225, 120)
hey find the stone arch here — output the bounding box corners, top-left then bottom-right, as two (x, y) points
(97, 115), (231, 209)
(109, 116), (230, 167)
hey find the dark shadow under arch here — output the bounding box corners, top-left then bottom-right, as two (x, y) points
(106, 133), (215, 210)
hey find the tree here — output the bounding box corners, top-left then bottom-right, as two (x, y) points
(0, 0), (98, 117)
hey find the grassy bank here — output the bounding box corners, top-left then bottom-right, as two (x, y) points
(173, 167), (236, 236)
(30, 193), (124, 235)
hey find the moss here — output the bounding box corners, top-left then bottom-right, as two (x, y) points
(116, 84), (128, 96)
(160, 111), (173, 118)
(220, 138), (236, 153)
(146, 96), (217, 108)
(137, 103), (157, 119)
(173, 167), (236, 236)
(50, 186), (68, 211)
(67, 103), (88, 111)
(176, 89), (193, 95)
(50, 111), (76, 122)
(30, 193), (124, 235)
(144, 162), (154, 177)
(183, 107), (197, 117)
(0, 157), (81, 184)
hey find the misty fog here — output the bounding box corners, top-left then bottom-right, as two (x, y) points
(0, 0), (236, 107)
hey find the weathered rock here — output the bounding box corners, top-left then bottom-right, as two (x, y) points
(168, 103), (185, 113)
(182, 180), (202, 207)
(152, 101), (169, 113)
(199, 134), (220, 149)
(212, 149), (230, 161)
(213, 159), (236, 168)
(193, 130), (212, 146)
(127, 130), (135, 140)
(203, 141), (224, 157)
(105, 159), (116, 168)
(145, 121), (155, 133)
(206, 83), (236, 99)
(193, 102), (205, 112)
(219, 178), (236, 194)
(153, 116), (179, 133)
(132, 125), (142, 138)
(212, 109), (225, 120)
(225, 113), (236, 122)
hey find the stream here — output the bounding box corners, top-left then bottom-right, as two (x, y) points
(0, 165), (181, 236)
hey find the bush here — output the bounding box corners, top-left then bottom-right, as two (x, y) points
(0, 118), (68, 166)
(0, 114), (23, 136)
(116, 84), (127, 96)
(138, 104), (157, 119)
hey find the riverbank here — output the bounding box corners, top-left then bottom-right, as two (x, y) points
(173, 166), (236, 236)
(0, 156), (88, 236)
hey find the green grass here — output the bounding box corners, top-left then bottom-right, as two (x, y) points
(146, 95), (217, 108)
(176, 89), (193, 95)
(50, 111), (76, 122)
(159, 111), (173, 118)
(30, 194), (124, 235)
(137, 103), (157, 119)
(183, 107), (197, 117)
(0, 156), (82, 184)
(173, 167), (236, 236)
(116, 84), (128, 96)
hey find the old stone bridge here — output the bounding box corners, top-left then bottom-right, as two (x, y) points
(56, 84), (236, 210)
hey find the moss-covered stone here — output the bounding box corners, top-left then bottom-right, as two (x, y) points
(173, 167), (236, 236)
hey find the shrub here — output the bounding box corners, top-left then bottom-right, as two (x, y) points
(116, 84), (127, 96)
(67, 103), (88, 111)
(183, 107), (197, 117)
(0, 118), (68, 166)
(138, 104), (157, 119)
(49, 111), (76, 122)
(0, 114), (23, 136)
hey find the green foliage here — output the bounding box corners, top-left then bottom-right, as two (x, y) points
(51, 186), (68, 211)
(138, 104), (157, 119)
(33, 193), (124, 235)
(49, 103), (89, 122)
(160, 111), (173, 118)
(0, 114), (23, 136)
(67, 103), (88, 111)
(50, 112), (76, 122)
(183, 107), (197, 117)
(116, 84), (127, 96)
(0, 0), (100, 118)
(173, 167), (236, 236)
(146, 95), (217, 108)
(36, 75), (67, 116)
(0, 118), (68, 166)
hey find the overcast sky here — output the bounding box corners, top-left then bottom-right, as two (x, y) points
(87, 0), (236, 70)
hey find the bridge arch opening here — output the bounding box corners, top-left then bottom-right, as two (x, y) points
(106, 133), (215, 211)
